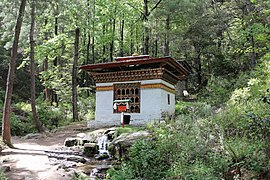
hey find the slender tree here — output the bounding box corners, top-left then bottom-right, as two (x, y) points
(164, 14), (170, 56)
(43, 18), (50, 101)
(119, 18), (125, 57)
(2, 0), (27, 147)
(72, 27), (80, 122)
(109, 17), (116, 62)
(91, 0), (96, 64)
(142, 0), (162, 55)
(143, 0), (149, 55)
(30, 0), (44, 132)
(51, 3), (59, 106)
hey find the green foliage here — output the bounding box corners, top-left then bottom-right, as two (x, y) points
(0, 170), (8, 180)
(113, 126), (145, 138)
(77, 88), (95, 120)
(71, 172), (89, 180)
(1, 100), (36, 136)
(225, 138), (267, 174)
(109, 91), (269, 179)
(0, 110), (36, 136)
(175, 101), (212, 118)
(35, 98), (72, 130)
(199, 76), (233, 105)
(108, 139), (171, 180)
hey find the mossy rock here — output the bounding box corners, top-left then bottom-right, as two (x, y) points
(83, 143), (98, 157)
(64, 137), (83, 147)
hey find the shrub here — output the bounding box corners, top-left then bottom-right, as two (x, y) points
(5, 112), (35, 136)
(108, 139), (171, 180)
(199, 76), (233, 105)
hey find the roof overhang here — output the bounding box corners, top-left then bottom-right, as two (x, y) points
(80, 56), (189, 76)
(80, 56), (190, 84)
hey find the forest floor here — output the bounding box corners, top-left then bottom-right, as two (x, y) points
(0, 121), (89, 180)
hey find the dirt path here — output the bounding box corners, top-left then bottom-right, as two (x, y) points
(1, 122), (88, 180)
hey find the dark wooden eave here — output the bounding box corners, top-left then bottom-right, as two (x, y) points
(80, 56), (190, 85)
(80, 56), (189, 76)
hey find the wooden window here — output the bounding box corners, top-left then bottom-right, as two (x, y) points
(168, 94), (170, 105)
(114, 83), (141, 113)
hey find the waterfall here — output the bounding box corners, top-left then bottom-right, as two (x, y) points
(95, 135), (111, 160)
(97, 135), (109, 154)
(90, 135), (111, 178)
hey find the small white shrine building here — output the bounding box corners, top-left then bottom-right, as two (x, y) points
(80, 55), (189, 127)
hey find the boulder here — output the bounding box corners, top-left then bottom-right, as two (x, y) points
(82, 128), (116, 143)
(83, 143), (98, 157)
(66, 156), (87, 163)
(110, 131), (152, 159)
(76, 133), (86, 139)
(111, 131), (152, 147)
(82, 129), (105, 143)
(64, 138), (83, 147)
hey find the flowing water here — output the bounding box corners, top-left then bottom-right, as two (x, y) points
(89, 134), (112, 179)
(97, 135), (109, 155)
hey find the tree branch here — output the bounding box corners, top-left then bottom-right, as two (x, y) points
(149, 0), (163, 15)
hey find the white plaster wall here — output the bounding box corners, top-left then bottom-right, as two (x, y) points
(140, 88), (162, 120)
(160, 89), (175, 115)
(95, 90), (112, 122)
(89, 79), (176, 128)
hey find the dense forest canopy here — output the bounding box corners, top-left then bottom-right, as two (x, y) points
(0, 0), (269, 93)
(0, 0), (269, 179)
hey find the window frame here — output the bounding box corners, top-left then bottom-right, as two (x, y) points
(113, 82), (141, 113)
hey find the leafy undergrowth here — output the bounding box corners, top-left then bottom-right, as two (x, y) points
(108, 61), (270, 179)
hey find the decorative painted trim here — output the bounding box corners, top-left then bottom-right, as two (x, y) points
(96, 83), (175, 93)
(91, 68), (164, 83)
(141, 83), (175, 93)
(96, 86), (113, 91)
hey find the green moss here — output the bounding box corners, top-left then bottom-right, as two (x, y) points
(114, 126), (146, 138)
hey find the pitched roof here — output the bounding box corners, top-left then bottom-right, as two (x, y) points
(80, 55), (190, 76)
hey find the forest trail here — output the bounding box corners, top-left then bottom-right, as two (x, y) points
(1, 122), (88, 180)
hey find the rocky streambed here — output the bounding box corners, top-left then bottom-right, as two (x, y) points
(1, 125), (152, 180)
(60, 127), (152, 179)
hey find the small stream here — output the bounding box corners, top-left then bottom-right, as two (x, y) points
(45, 134), (113, 179)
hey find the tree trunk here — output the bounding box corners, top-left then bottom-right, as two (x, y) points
(143, 0), (149, 55)
(52, 5), (59, 106)
(54, 6), (58, 67)
(196, 52), (202, 88)
(91, 36), (95, 64)
(110, 18), (116, 62)
(119, 19), (124, 57)
(2, 0), (27, 147)
(164, 15), (170, 56)
(144, 24), (149, 55)
(91, 0), (96, 64)
(72, 27), (80, 122)
(44, 57), (50, 101)
(84, 34), (91, 96)
(130, 24), (134, 55)
(154, 18), (158, 57)
(30, 0), (44, 133)
(43, 18), (50, 101)
(102, 24), (106, 62)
